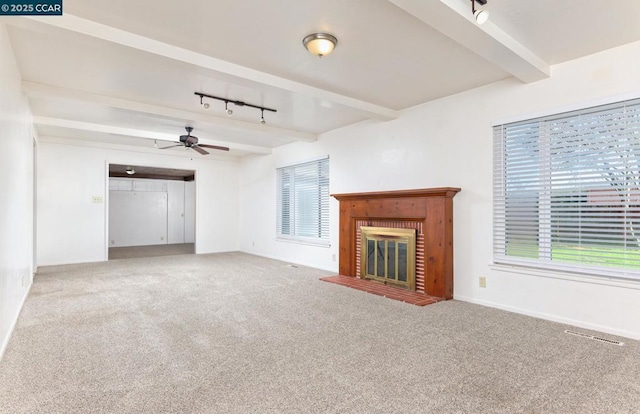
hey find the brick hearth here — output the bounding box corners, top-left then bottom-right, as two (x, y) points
(320, 275), (443, 306)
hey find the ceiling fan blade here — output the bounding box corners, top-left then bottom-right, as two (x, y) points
(199, 144), (230, 152)
(192, 146), (209, 155)
(158, 143), (183, 149)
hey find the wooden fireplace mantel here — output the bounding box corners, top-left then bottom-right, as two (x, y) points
(331, 187), (460, 300)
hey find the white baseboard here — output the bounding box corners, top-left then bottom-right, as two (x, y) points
(239, 250), (338, 273)
(454, 294), (639, 341)
(0, 279), (33, 362)
(37, 257), (106, 267)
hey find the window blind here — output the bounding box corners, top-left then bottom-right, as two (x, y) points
(277, 157), (329, 243)
(494, 98), (640, 279)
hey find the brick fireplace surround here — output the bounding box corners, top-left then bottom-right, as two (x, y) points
(331, 188), (460, 300)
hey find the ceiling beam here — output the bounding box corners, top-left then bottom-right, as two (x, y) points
(32, 116), (273, 155)
(22, 81), (316, 142)
(389, 0), (550, 83)
(26, 14), (398, 121)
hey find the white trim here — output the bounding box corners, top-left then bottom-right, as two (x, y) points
(240, 250), (337, 273)
(34, 116), (271, 155)
(492, 90), (640, 126)
(454, 294), (639, 341)
(23, 81), (317, 142)
(388, 0), (549, 83)
(489, 263), (640, 291)
(39, 135), (249, 160)
(0, 279), (32, 362)
(276, 154), (329, 170)
(104, 161), (110, 261)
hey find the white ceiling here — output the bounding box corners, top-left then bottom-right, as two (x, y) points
(5, 0), (640, 157)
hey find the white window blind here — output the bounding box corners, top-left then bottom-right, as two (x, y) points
(494, 98), (640, 279)
(277, 157), (329, 243)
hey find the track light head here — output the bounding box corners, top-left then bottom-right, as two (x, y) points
(225, 101), (233, 116)
(471, 0), (489, 25)
(200, 95), (210, 109)
(260, 109), (266, 124)
(474, 9), (489, 24)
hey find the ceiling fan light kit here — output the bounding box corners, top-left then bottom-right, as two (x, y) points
(303, 33), (338, 57)
(157, 126), (230, 155)
(471, 0), (489, 24)
(194, 92), (276, 124)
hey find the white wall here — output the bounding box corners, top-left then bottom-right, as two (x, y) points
(239, 41), (640, 340)
(38, 141), (239, 265)
(109, 178), (192, 247)
(0, 24), (35, 358)
(109, 189), (168, 247)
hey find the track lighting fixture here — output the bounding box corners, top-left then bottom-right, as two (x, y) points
(471, 0), (489, 25)
(303, 33), (338, 57)
(194, 92), (276, 124)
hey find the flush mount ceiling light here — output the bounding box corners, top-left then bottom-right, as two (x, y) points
(471, 0), (489, 25)
(194, 92), (276, 125)
(125, 166), (135, 175)
(302, 33), (338, 57)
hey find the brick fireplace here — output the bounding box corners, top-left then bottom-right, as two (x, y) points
(331, 188), (460, 299)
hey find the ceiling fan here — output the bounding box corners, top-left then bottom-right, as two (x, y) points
(158, 126), (229, 155)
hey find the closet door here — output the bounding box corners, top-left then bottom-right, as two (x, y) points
(184, 181), (196, 243)
(167, 180), (185, 244)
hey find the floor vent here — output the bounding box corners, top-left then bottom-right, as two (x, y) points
(565, 330), (624, 346)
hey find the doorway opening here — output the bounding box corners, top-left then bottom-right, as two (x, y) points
(107, 164), (196, 260)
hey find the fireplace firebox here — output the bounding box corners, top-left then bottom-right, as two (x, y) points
(360, 226), (416, 290)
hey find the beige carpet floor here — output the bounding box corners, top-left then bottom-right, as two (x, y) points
(1, 252), (639, 413)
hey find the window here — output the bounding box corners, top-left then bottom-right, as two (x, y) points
(277, 157), (329, 244)
(494, 99), (640, 279)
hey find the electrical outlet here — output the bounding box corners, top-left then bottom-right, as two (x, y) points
(479, 276), (487, 288)
(92, 196), (104, 203)
(332, 253), (337, 262)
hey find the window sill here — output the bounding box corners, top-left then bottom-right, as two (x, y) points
(489, 262), (640, 291)
(276, 237), (331, 248)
